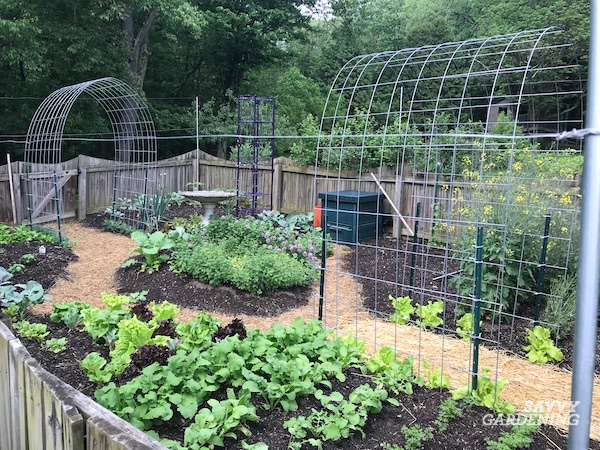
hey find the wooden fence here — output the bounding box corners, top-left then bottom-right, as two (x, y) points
(0, 150), (457, 237)
(0, 316), (165, 450)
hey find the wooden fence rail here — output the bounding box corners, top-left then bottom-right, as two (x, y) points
(0, 150), (456, 238)
(0, 316), (166, 450)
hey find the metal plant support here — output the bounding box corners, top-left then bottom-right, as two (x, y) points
(24, 77), (158, 239)
(313, 27), (584, 426)
(235, 95), (275, 216)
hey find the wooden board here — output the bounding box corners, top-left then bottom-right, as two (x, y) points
(25, 360), (46, 450)
(8, 340), (29, 450)
(0, 322), (14, 450)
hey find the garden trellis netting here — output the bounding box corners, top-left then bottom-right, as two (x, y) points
(24, 77), (158, 239)
(313, 26), (584, 414)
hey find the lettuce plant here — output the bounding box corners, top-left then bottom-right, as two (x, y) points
(451, 367), (515, 414)
(456, 312), (481, 341)
(389, 295), (414, 325)
(416, 300), (444, 329)
(12, 320), (49, 342)
(46, 338), (67, 354)
(523, 326), (564, 364)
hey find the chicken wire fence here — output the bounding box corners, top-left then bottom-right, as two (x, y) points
(312, 27), (583, 395)
(24, 77), (158, 239)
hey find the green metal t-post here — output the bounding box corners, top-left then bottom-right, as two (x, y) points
(471, 227), (484, 390)
(408, 202), (421, 299)
(318, 206), (327, 322)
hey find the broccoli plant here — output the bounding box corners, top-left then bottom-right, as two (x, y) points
(0, 267), (51, 319)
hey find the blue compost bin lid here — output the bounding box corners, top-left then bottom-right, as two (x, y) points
(318, 190), (382, 203)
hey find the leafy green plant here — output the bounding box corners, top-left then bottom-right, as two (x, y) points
(12, 320), (49, 342)
(434, 398), (463, 432)
(423, 361), (450, 389)
(183, 388), (259, 448)
(20, 253), (36, 264)
(389, 295), (414, 325)
(284, 384), (388, 449)
(451, 367), (515, 414)
(416, 300), (444, 329)
(103, 219), (138, 236)
(0, 268), (51, 319)
(523, 326), (564, 364)
(400, 424), (434, 450)
(486, 423), (539, 450)
(7, 263), (25, 275)
(456, 312), (481, 341)
(0, 224), (55, 244)
(365, 348), (423, 395)
(3, 303), (19, 318)
(125, 231), (175, 273)
(50, 301), (92, 327)
(46, 337), (67, 353)
(81, 293), (131, 345)
(150, 301), (180, 321)
(80, 352), (112, 384)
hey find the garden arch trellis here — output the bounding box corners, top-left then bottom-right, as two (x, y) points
(24, 77), (158, 240)
(314, 26), (586, 436)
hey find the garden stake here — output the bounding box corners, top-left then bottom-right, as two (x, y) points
(53, 173), (63, 245)
(429, 162), (442, 243)
(471, 226), (484, 390)
(533, 214), (551, 324)
(408, 202), (421, 299)
(318, 209), (327, 322)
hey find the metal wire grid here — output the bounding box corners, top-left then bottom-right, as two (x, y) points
(236, 95), (275, 216)
(24, 77), (158, 232)
(313, 28), (583, 389)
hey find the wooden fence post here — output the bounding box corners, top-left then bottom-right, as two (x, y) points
(273, 161), (283, 211)
(191, 158), (199, 188)
(78, 166), (87, 221)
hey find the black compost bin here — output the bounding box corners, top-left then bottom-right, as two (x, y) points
(318, 190), (384, 244)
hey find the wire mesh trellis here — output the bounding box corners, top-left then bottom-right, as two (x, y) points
(313, 27), (583, 408)
(24, 77), (158, 238)
(236, 95), (275, 216)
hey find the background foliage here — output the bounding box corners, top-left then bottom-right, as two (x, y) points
(0, 0), (589, 163)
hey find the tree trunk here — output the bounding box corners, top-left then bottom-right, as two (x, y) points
(123, 6), (159, 90)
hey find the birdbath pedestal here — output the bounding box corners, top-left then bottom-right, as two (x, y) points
(178, 190), (237, 224)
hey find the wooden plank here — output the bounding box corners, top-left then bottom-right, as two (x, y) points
(62, 403), (84, 450)
(78, 167), (87, 220)
(0, 321), (14, 450)
(22, 211), (76, 226)
(25, 359), (46, 450)
(8, 340), (29, 450)
(42, 380), (64, 450)
(23, 170), (79, 181)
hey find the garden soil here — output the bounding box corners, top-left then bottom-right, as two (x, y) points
(36, 222), (600, 441)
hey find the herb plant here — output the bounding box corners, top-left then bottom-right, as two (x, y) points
(485, 423), (539, 450)
(523, 326), (564, 364)
(434, 399), (463, 432)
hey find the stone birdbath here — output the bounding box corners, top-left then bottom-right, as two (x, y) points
(178, 190), (237, 224)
